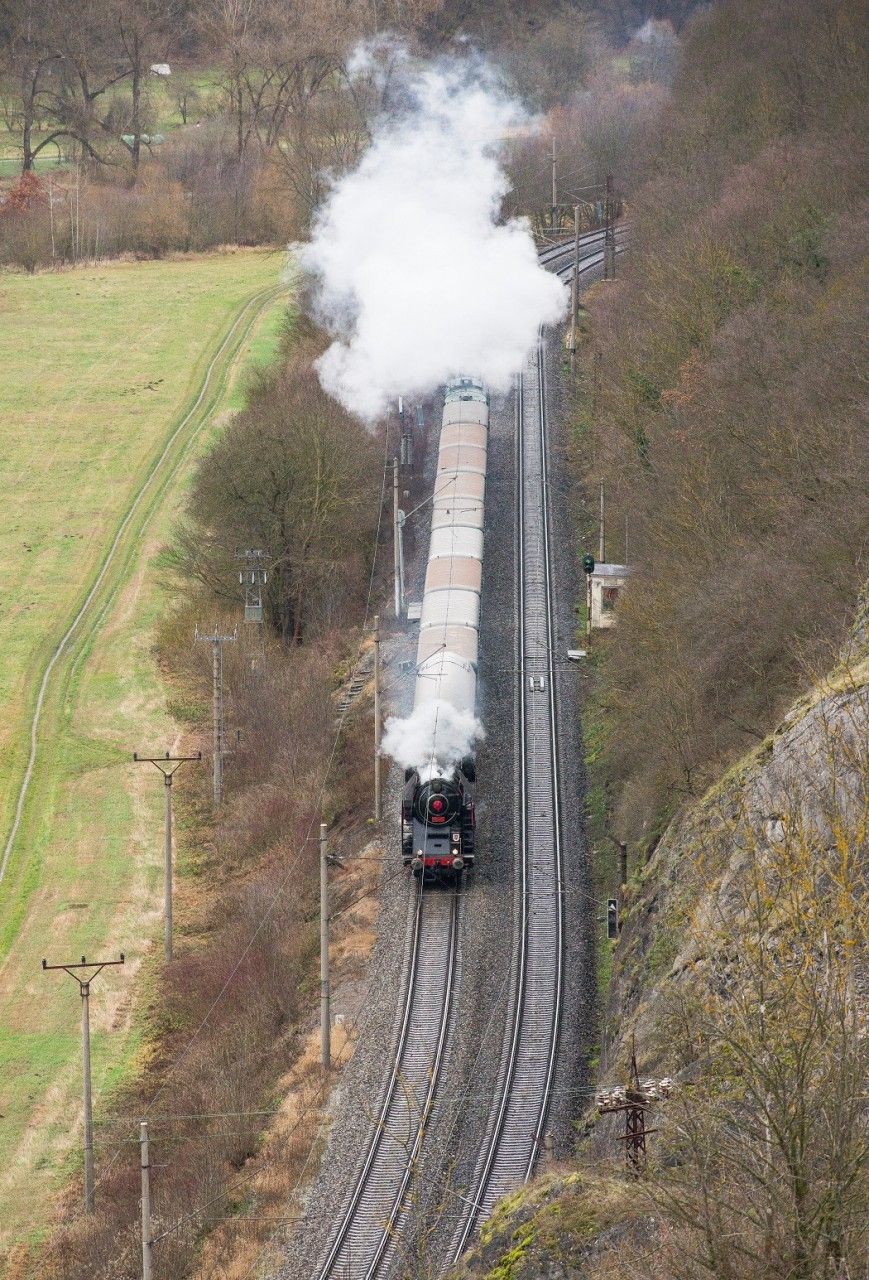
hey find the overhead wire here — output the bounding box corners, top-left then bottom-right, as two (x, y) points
(78, 401), (395, 1226)
(68, 243), (609, 1255)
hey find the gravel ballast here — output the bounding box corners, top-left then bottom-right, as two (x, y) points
(274, 308), (597, 1279)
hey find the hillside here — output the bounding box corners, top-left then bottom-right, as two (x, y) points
(574, 0), (867, 850)
(451, 600), (867, 1279)
(451, 3), (868, 1275)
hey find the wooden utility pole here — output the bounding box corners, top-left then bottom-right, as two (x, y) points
(195, 627), (236, 807)
(396, 460), (406, 619)
(140, 1121), (153, 1280)
(42, 953), (125, 1211)
(373, 615), (382, 822)
(550, 136), (558, 235)
(132, 751), (201, 960)
(619, 840), (628, 888)
(569, 204), (581, 355)
(319, 822), (330, 1072)
(604, 173), (616, 280)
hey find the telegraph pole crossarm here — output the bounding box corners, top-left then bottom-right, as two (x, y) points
(42, 953), (126, 1212)
(133, 751), (202, 961)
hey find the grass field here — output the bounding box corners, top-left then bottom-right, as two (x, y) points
(0, 249), (291, 1258)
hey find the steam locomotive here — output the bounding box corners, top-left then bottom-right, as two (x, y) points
(401, 762), (476, 877)
(401, 376), (489, 881)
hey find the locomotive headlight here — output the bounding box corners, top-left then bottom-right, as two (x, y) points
(452, 856), (465, 871)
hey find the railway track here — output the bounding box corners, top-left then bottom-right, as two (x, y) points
(315, 883), (460, 1279)
(310, 234), (611, 1279)
(449, 329), (565, 1258)
(537, 226), (606, 267)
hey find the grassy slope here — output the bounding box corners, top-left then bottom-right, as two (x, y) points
(0, 250), (289, 1254)
(0, 251), (280, 854)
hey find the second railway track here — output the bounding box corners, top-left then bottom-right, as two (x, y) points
(316, 883), (460, 1279)
(449, 330), (565, 1259)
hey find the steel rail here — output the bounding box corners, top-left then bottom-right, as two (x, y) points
(552, 237), (626, 283)
(536, 226), (605, 265)
(538, 223), (627, 274)
(530, 331), (565, 1173)
(314, 882), (460, 1279)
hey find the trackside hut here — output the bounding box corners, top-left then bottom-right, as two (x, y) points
(590, 563), (633, 629)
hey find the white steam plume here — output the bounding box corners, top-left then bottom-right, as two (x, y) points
(382, 700), (484, 782)
(301, 45), (566, 420)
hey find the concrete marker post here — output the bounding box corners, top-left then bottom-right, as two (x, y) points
(141, 1121), (153, 1280)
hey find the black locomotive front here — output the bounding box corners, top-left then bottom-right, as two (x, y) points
(401, 767), (475, 880)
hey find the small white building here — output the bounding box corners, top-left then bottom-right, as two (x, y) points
(590, 563), (632, 629)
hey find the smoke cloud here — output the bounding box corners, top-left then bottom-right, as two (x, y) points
(382, 700), (484, 781)
(301, 45), (566, 420)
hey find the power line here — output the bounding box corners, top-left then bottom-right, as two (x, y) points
(194, 626), (236, 808)
(81, 400), (394, 1223)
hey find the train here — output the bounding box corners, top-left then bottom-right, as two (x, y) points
(401, 376), (489, 881)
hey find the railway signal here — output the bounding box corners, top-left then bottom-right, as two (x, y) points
(583, 553), (595, 641)
(41, 952), (126, 1211)
(606, 897), (619, 939)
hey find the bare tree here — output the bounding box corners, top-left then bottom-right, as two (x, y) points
(178, 351), (382, 644)
(110, 0), (180, 180)
(647, 699), (868, 1280)
(0, 0), (64, 171)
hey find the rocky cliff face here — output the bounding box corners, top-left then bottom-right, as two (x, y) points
(598, 602), (867, 1096)
(452, 598), (867, 1280)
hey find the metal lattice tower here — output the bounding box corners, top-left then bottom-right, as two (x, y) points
(236, 548), (268, 624)
(195, 626), (236, 806)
